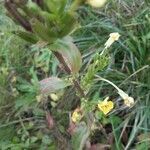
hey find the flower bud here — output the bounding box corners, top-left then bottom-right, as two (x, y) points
(87, 0), (107, 8)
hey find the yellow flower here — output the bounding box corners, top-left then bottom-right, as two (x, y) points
(87, 0), (107, 8)
(98, 97), (114, 115)
(71, 108), (82, 123)
(104, 32), (120, 49)
(96, 76), (134, 107)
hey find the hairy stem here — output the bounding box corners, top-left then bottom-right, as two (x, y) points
(5, 0), (32, 32)
(53, 51), (85, 98)
(72, 79), (85, 97)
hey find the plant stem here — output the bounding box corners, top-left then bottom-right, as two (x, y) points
(72, 79), (85, 97)
(5, 0), (32, 32)
(53, 51), (85, 98)
(53, 51), (71, 74)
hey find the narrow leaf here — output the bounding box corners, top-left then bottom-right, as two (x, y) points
(59, 12), (77, 37)
(13, 30), (39, 43)
(31, 19), (57, 43)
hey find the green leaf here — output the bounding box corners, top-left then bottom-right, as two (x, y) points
(24, 2), (57, 28)
(13, 30), (38, 43)
(42, 135), (52, 145)
(39, 77), (70, 95)
(30, 136), (38, 143)
(51, 37), (82, 74)
(25, 0), (41, 15)
(15, 94), (36, 109)
(71, 122), (90, 150)
(31, 19), (57, 43)
(43, 0), (63, 14)
(58, 0), (68, 13)
(59, 12), (77, 37)
(38, 11), (57, 27)
(16, 77), (38, 94)
(136, 142), (150, 150)
(110, 115), (122, 127)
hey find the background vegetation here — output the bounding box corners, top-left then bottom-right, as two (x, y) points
(0, 0), (150, 149)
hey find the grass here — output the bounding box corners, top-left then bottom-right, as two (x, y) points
(0, 0), (150, 149)
(76, 0), (150, 149)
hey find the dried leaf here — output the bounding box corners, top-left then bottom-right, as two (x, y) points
(46, 111), (54, 129)
(51, 37), (82, 74)
(39, 77), (70, 94)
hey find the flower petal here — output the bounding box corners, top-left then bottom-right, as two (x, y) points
(98, 100), (114, 115)
(104, 32), (120, 48)
(124, 97), (134, 107)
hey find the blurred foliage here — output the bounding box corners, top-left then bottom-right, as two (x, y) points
(5, 0), (79, 43)
(0, 0), (150, 149)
